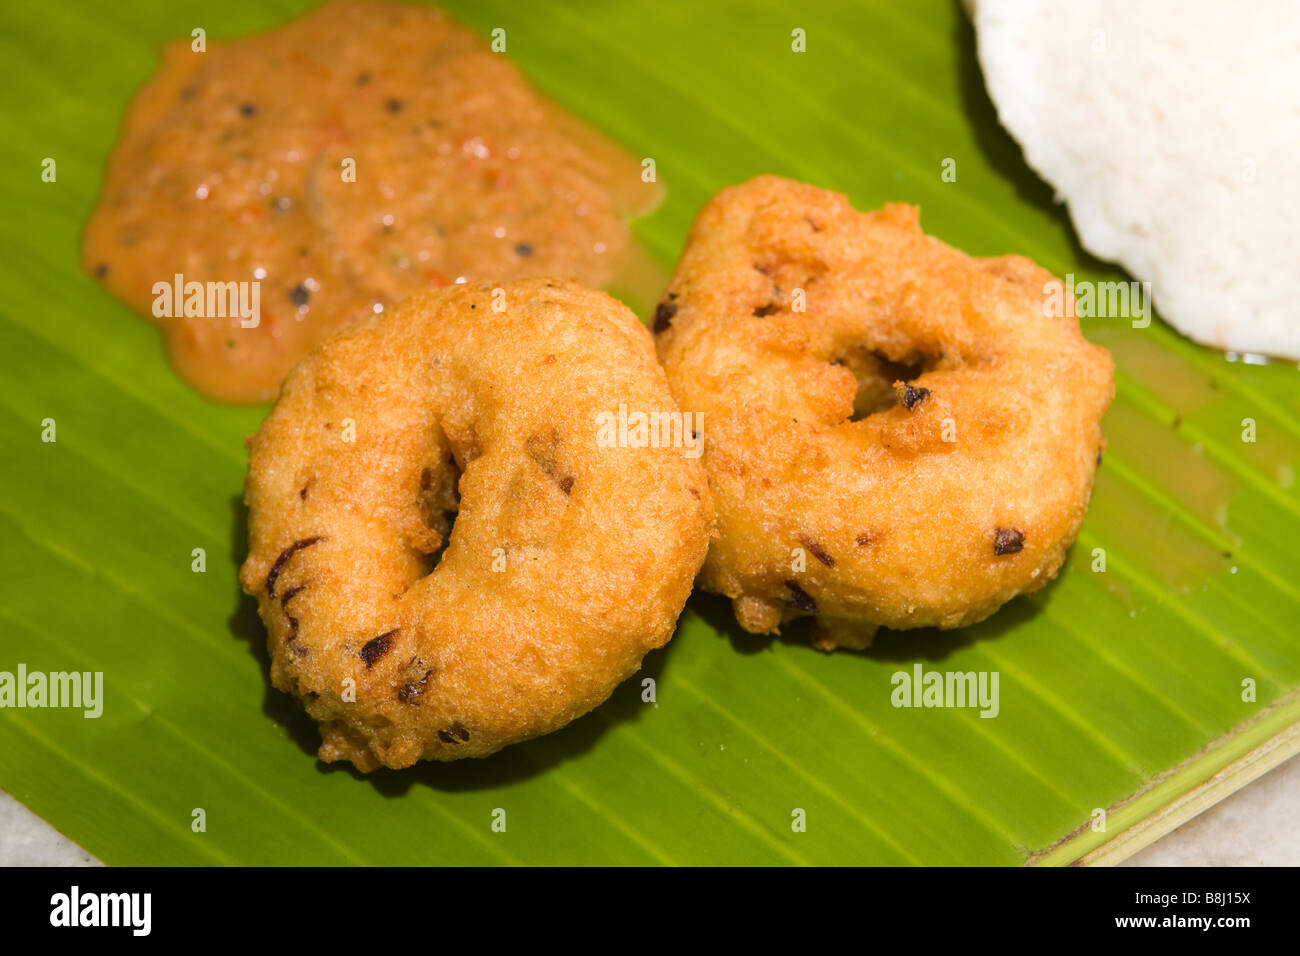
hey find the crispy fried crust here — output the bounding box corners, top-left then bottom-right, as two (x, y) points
(239, 278), (714, 768)
(654, 176), (1114, 649)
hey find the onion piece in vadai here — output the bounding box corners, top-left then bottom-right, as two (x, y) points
(239, 278), (714, 769)
(653, 176), (1113, 651)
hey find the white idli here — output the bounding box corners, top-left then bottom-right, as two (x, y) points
(971, 0), (1300, 360)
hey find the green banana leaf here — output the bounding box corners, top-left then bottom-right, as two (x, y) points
(1, 0), (1298, 866)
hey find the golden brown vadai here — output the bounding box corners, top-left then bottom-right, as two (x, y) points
(653, 176), (1113, 650)
(239, 278), (714, 769)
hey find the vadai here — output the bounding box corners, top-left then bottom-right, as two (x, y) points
(84, 0), (661, 403)
(653, 176), (1113, 650)
(239, 278), (714, 769)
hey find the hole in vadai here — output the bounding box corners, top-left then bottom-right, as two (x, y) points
(415, 456), (461, 574)
(836, 348), (933, 422)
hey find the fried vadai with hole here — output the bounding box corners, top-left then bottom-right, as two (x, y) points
(653, 176), (1113, 651)
(239, 278), (714, 769)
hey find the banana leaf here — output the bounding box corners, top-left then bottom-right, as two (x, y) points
(1, 0), (1297, 866)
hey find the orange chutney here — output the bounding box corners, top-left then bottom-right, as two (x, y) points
(84, 1), (662, 403)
